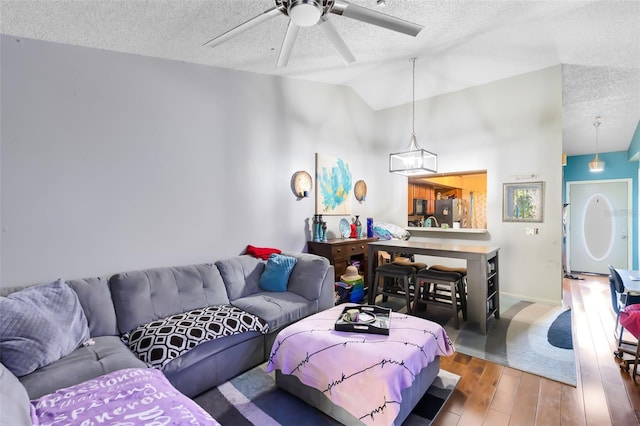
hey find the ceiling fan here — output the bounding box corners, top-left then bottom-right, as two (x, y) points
(203, 0), (424, 67)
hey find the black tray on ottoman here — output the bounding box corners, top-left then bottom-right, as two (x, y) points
(334, 304), (391, 335)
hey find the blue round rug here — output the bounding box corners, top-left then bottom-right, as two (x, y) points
(547, 309), (573, 349)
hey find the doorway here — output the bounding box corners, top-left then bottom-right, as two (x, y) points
(566, 179), (632, 274)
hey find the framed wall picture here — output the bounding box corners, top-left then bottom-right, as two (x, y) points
(503, 181), (544, 222)
(315, 153), (352, 215)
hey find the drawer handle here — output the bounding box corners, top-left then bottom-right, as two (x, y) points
(351, 247), (356, 251)
(336, 249), (342, 253)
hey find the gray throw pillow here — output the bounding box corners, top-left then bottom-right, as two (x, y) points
(0, 279), (91, 377)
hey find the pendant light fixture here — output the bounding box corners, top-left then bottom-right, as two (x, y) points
(589, 116), (605, 173)
(389, 57), (437, 176)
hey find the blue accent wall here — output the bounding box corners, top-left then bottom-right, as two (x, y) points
(629, 120), (640, 161)
(563, 151), (639, 269)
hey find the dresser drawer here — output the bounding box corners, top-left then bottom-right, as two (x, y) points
(307, 238), (377, 284)
(332, 242), (368, 259)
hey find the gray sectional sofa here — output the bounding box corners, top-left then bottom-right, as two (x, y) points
(0, 252), (334, 405)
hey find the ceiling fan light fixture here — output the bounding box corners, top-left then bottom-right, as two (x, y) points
(589, 116), (605, 173)
(204, 0), (424, 66)
(288, 0), (323, 27)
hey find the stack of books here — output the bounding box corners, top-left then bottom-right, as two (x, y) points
(335, 277), (364, 304)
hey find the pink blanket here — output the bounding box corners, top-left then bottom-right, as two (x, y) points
(30, 368), (219, 425)
(266, 305), (454, 425)
(620, 304), (640, 338)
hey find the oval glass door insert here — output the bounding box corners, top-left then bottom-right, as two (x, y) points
(582, 193), (615, 261)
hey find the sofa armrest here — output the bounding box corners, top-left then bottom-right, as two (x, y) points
(0, 363), (32, 426)
(283, 253), (333, 308)
(316, 264), (335, 311)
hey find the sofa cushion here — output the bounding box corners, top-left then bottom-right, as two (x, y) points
(259, 254), (298, 292)
(284, 252), (332, 301)
(0, 279), (91, 377)
(216, 255), (265, 301)
(66, 277), (119, 337)
(163, 331), (265, 397)
(123, 305), (268, 369)
(0, 363), (32, 426)
(109, 263), (230, 334)
(18, 335), (146, 400)
(232, 292), (318, 332)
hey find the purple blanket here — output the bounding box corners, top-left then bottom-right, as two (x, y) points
(266, 304), (454, 425)
(30, 368), (219, 425)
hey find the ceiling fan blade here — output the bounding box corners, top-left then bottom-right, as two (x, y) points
(317, 17), (356, 65)
(277, 21), (300, 68)
(203, 6), (284, 48)
(331, 0), (423, 37)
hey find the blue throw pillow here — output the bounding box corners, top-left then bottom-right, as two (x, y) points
(259, 254), (298, 292)
(0, 279), (90, 377)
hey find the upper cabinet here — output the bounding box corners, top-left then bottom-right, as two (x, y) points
(408, 170), (487, 229)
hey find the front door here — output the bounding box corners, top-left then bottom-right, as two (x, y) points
(566, 179), (631, 274)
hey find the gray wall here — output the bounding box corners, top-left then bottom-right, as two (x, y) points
(0, 35), (379, 285)
(374, 66), (564, 304)
(1, 35), (563, 304)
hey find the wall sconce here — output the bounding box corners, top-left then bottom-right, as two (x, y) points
(354, 180), (367, 202)
(291, 171), (312, 198)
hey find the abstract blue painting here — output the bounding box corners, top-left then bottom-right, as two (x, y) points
(315, 153), (352, 215)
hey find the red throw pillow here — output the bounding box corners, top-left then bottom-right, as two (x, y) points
(246, 245), (282, 260)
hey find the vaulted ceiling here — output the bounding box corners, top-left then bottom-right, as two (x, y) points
(1, 0), (638, 156)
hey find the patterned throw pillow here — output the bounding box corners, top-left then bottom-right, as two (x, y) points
(123, 305), (268, 369)
(258, 254), (297, 292)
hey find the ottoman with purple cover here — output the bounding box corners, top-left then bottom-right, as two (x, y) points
(266, 304), (455, 425)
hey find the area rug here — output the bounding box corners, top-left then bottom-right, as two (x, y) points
(389, 295), (577, 386)
(193, 363), (460, 425)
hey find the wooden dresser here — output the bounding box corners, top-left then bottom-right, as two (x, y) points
(307, 237), (378, 283)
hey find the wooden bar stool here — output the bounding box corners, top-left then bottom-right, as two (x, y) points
(428, 264), (467, 274)
(370, 263), (418, 312)
(426, 264), (468, 310)
(388, 259), (427, 301)
(413, 268), (467, 329)
(428, 265), (467, 284)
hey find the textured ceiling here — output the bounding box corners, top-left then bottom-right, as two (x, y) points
(1, 0), (639, 156)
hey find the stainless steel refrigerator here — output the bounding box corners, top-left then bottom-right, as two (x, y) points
(434, 199), (469, 228)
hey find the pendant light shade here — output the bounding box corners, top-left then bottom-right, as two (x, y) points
(589, 155), (604, 173)
(389, 58), (437, 176)
(589, 117), (605, 173)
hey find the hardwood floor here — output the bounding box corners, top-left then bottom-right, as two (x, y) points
(433, 274), (640, 426)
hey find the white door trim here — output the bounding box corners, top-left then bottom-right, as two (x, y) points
(565, 178), (633, 273)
